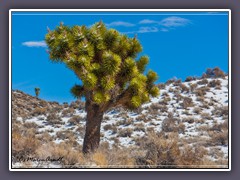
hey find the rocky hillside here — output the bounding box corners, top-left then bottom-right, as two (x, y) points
(12, 71), (229, 168)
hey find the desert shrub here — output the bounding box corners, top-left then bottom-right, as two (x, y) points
(68, 115), (83, 125)
(173, 79), (182, 86)
(46, 113), (63, 125)
(166, 78), (177, 85)
(208, 130), (228, 146)
(180, 84), (190, 93)
(61, 108), (75, 117)
(63, 102), (69, 108)
(150, 103), (162, 110)
(134, 123), (145, 132)
(136, 114), (147, 122)
(160, 97), (171, 105)
(197, 79), (208, 85)
(181, 97), (193, 109)
(23, 122), (39, 129)
(31, 107), (47, 116)
(182, 117), (195, 124)
(194, 87), (208, 97)
(162, 118), (179, 132)
(157, 83), (166, 89)
(185, 76), (197, 82)
(162, 92), (169, 97)
(75, 125), (85, 137)
(204, 67), (225, 78)
(201, 112), (212, 120)
(190, 83), (198, 91)
(12, 125), (41, 161)
(51, 105), (63, 112)
(36, 142), (84, 168)
(193, 107), (201, 114)
(178, 122), (185, 134)
(212, 106), (228, 117)
(103, 124), (114, 131)
(136, 132), (180, 168)
(118, 128), (133, 137)
(69, 100), (85, 110)
(208, 80), (222, 88)
(116, 118), (133, 127)
(56, 130), (76, 140)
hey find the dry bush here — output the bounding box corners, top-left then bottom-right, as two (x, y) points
(181, 97), (193, 109)
(208, 80), (222, 88)
(182, 117), (195, 124)
(201, 112), (212, 120)
(23, 122), (39, 129)
(162, 118), (179, 132)
(157, 83), (166, 89)
(208, 130), (228, 146)
(90, 146), (136, 168)
(116, 118), (133, 127)
(69, 100), (85, 110)
(75, 125), (85, 137)
(212, 106), (228, 117)
(176, 144), (208, 168)
(136, 114), (147, 122)
(36, 142), (84, 168)
(56, 130), (76, 140)
(197, 79), (208, 85)
(173, 79), (182, 86)
(38, 131), (53, 143)
(61, 108), (75, 117)
(134, 123), (145, 132)
(31, 107), (47, 116)
(103, 124), (114, 131)
(178, 122), (186, 134)
(68, 115), (84, 125)
(185, 76), (196, 82)
(46, 113), (63, 125)
(136, 132), (180, 168)
(150, 103), (161, 110)
(193, 107), (201, 114)
(180, 84), (190, 93)
(118, 128), (133, 137)
(12, 125), (41, 161)
(136, 132), (211, 168)
(190, 83), (198, 91)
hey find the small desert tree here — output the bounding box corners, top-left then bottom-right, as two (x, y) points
(34, 87), (40, 98)
(45, 21), (159, 153)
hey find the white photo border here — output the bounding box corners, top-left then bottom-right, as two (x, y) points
(9, 9), (231, 171)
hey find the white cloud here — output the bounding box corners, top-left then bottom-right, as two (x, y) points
(137, 27), (158, 33)
(123, 26), (159, 34)
(106, 21), (135, 27)
(160, 16), (191, 27)
(22, 41), (47, 47)
(160, 28), (169, 32)
(139, 19), (158, 24)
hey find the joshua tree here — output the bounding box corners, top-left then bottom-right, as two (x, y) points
(45, 21), (159, 153)
(34, 87), (40, 98)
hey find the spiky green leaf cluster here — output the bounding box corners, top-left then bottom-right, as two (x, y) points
(45, 21), (160, 108)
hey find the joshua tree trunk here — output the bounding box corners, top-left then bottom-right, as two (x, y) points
(82, 101), (103, 153)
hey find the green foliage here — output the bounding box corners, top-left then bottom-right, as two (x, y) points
(34, 87), (40, 98)
(45, 21), (160, 109)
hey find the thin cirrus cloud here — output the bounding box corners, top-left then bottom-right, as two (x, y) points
(139, 19), (159, 24)
(106, 21), (135, 27)
(139, 16), (191, 27)
(22, 41), (47, 48)
(137, 27), (159, 33)
(160, 16), (191, 27)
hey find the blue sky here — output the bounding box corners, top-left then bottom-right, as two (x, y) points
(11, 11), (229, 103)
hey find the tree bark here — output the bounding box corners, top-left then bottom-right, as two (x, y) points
(82, 101), (103, 154)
